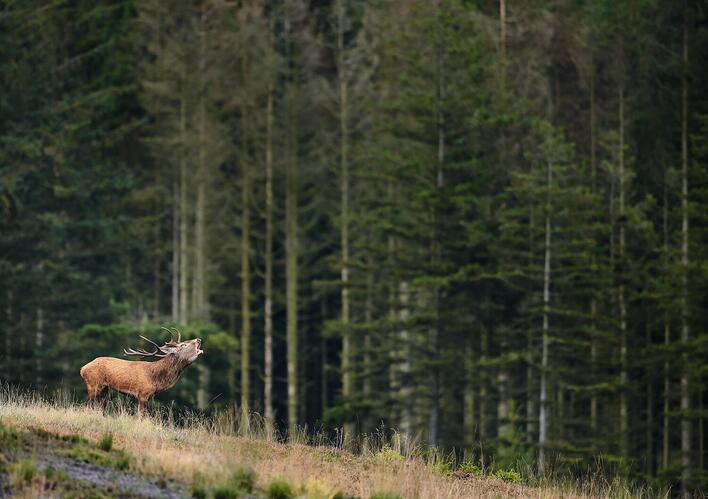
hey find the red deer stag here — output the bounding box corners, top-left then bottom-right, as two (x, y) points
(80, 327), (203, 414)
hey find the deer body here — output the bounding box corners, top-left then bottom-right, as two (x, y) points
(80, 329), (202, 413)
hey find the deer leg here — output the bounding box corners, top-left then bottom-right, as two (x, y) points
(96, 388), (109, 410)
(137, 398), (148, 417)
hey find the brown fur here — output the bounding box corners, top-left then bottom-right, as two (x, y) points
(80, 338), (202, 413)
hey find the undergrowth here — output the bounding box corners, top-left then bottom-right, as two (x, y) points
(0, 383), (670, 498)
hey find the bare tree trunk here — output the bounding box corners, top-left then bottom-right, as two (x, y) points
(479, 328), (488, 445)
(179, 81), (189, 325)
(618, 84), (628, 459)
(589, 58), (599, 435)
(4, 291), (11, 377)
(239, 30), (252, 423)
(240, 129), (251, 422)
(153, 220), (161, 318)
(663, 179), (671, 472)
(194, 7), (207, 322)
(336, 0), (353, 441)
(172, 180), (179, 321)
(463, 338), (476, 451)
(285, 73), (299, 437)
(35, 307), (43, 385)
(538, 156), (552, 476)
(399, 281), (412, 442)
(646, 324), (654, 475)
(428, 7), (445, 447)
(680, 7), (691, 494)
(363, 265), (374, 432)
(264, 84), (274, 426)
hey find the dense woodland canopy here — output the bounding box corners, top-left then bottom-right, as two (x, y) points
(1, 0), (708, 494)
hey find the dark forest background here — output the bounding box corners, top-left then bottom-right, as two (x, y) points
(1, 0), (708, 494)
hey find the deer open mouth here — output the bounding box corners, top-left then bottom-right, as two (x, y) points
(196, 338), (204, 355)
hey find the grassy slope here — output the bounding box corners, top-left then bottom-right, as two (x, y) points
(0, 392), (611, 499)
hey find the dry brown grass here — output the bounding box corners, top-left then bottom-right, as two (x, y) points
(0, 388), (626, 498)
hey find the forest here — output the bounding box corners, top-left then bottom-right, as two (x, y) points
(1, 0), (707, 495)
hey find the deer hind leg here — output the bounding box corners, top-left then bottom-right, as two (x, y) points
(95, 387), (109, 410)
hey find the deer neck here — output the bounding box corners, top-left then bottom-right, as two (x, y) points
(149, 354), (191, 392)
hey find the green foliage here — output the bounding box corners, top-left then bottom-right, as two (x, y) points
(369, 493), (402, 499)
(429, 461), (452, 475)
(458, 461), (483, 476)
(98, 432), (113, 452)
(265, 478), (295, 499)
(375, 446), (405, 461)
(191, 473), (208, 499)
(0, 423), (20, 448)
(10, 459), (37, 486)
(493, 469), (522, 484)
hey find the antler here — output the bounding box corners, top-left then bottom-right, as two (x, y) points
(161, 326), (182, 345)
(124, 334), (169, 358)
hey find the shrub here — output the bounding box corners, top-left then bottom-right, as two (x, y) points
(266, 478), (295, 499)
(229, 466), (256, 493)
(458, 461), (482, 476)
(10, 459), (37, 487)
(369, 493), (402, 499)
(43, 465), (69, 482)
(98, 432), (113, 452)
(494, 468), (522, 484)
(429, 461), (452, 475)
(375, 445), (404, 461)
(191, 473), (208, 499)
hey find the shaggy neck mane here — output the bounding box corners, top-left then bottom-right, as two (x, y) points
(148, 354), (191, 392)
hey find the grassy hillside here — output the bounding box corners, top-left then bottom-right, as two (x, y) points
(0, 388), (647, 498)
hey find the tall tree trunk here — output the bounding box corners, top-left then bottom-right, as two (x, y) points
(363, 264), (374, 433)
(680, 6), (691, 494)
(4, 291), (11, 378)
(646, 323), (654, 476)
(429, 13), (445, 447)
(240, 34), (252, 422)
(663, 178), (671, 472)
(264, 84), (274, 426)
(194, 7), (207, 321)
(35, 307), (43, 385)
(172, 180), (179, 321)
(285, 82), (299, 438)
(153, 220), (161, 318)
(240, 118), (251, 422)
(337, 0), (353, 441)
(399, 281), (412, 442)
(618, 84), (628, 459)
(464, 337), (476, 451)
(538, 156), (552, 476)
(589, 56), (599, 435)
(179, 81), (189, 325)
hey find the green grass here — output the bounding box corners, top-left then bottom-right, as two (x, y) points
(98, 432), (113, 452)
(266, 478), (295, 499)
(10, 459), (37, 486)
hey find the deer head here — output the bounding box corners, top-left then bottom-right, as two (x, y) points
(123, 327), (203, 364)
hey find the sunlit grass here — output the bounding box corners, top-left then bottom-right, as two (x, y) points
(0, 383), (655, 498)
